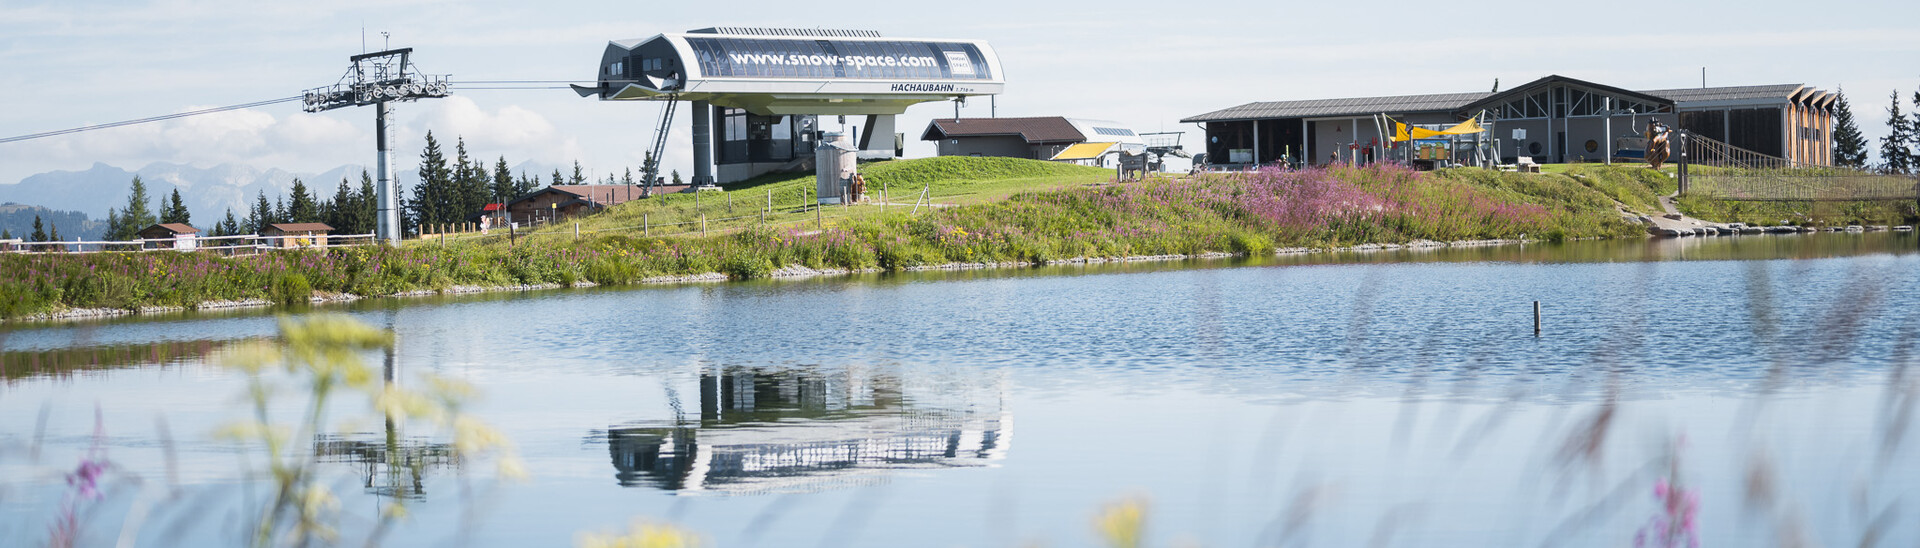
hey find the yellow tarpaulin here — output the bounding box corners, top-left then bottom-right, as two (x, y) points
(1050, 142), (1118, 161)
(1391, 117), (1485, 142)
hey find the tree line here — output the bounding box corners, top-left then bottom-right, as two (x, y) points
(80, 132), (679, 243)
(1830, 87), (1920, 174)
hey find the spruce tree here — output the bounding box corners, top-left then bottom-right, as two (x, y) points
(1880, 90), (1915, 174)
(551, 169), (565, 188)
(221, 209), (240, 238)
(359, 171), (378, 235)
(115, 176), (157, 240)
(515, 171), (537, 199)
(30, 215), (46, 242)
(104, 207), (124, 241)
(288, 179), (318, 223)
(328, 178), (353, 231)
(409, 131), (452, 233)
(248, 190), (273, 233)
(671, 169), (683, 186)
(570, 161), (586, 185)
(274, 196), (288, 226)
(161, 188), (191, 225)
(492, 156), (515, 203)
(48, 222), (59, 243)
(1, 229), (9, 240)
(1831, 89), (1870, 168)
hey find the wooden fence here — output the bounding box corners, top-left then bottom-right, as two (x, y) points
(0, 233), (378, 256)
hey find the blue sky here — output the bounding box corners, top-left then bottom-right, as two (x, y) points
(1, 0), (1915, 184)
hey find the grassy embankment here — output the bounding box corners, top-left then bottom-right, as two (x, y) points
(5, 158), (1691, 319)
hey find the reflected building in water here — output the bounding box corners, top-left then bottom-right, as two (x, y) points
(597, 366), (1011, 495)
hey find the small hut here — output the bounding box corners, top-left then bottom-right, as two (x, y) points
(263, 222), (334, 248)
(137, 223), (200, 250)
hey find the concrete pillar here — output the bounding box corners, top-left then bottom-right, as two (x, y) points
(691, 100), (715, 186)
(858, 114), (898, 160)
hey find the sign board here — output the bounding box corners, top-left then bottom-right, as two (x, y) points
(1229, 149), (1253, 164)
(683, 37), (994, 81)
(1511, 128), (1527, 140)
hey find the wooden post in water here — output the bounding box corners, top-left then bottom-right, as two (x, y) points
(1533, 301), (1542, 336)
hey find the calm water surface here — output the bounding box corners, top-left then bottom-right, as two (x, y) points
(2, 232), (1918, 547)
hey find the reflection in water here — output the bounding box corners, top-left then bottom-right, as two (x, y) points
(0, 338), (238, 383)
(311, 332), (458, 500)
(596, 366), (1011, 495)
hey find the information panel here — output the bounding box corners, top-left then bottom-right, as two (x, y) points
(684, 37), (993, 81)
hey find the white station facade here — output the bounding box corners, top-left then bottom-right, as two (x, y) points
(578, 27), (1006, 183)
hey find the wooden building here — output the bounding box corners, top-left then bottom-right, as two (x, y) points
(921, 117), (1102, 161)
(503, 184), (686, 225)
(263, 222), (334, 248)
(1184, 75), (1837, 167)
(136, 223), (199, 250)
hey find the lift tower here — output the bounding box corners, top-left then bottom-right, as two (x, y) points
(303, 48), (449, 244)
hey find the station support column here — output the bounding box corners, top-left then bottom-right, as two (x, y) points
(376, 101), (400, 244)
(691, 100), (715, 186)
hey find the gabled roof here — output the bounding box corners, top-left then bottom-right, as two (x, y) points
(1458, 74), (1674, 114)
(1181, 92), (1490, 123)
(921, 117), (1086, 143)
(267, 223), (333, 233)
(140, 223), (199, 235)
(1642, 84), (1805, 104)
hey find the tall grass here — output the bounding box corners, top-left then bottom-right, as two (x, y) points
(2, 165), (1649, 318)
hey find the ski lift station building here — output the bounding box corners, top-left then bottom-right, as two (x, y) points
(1182, 75), (1839, 168)
(576, 27), (1005, 184)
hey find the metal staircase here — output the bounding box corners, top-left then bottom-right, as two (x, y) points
(640, 94), (679, 197)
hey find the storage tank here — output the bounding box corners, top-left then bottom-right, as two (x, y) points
(815, 133), (858, 204)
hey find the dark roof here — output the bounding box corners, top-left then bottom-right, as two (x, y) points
(1643, 84), (1805, 104)
(266, 223), (334, 233)
(1458, 75), (1673, 114)
(1181, 92), (1489, 123)
(504, 185), (689, 211)
(921, 117), (1086, 143)
(139, 223), (199, 235)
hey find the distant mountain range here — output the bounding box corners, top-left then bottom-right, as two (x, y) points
(0, 160), (564, 227)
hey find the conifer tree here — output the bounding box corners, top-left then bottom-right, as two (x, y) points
(570, 161), (586, 185)
(1880, 90), (1914, 174)
(247, 190), (272, 233)
(162, 188), (191, 225)
(1831, 90), (1870, 169)
(515, 171), (537, 198)
(1, 228), (10, 240)
(408, 131), (452, 233)
(30, 215), (46, 242)
(104, 207), (124, 241)
(48, 222), (60, 243)
(551, 169), (565, 188)
(287, 179), (318, 223)
(113, 176), (157, 240)
(359, 171), (378, 235)
(671, 169), (683, 185)
(221, 209), (240, 238)
(492, 156), (516, 203)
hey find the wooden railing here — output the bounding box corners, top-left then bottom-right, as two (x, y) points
(0, 233), (378, 255)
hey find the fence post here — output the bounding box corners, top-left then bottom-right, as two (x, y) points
(701, 214), (707, 236)
(574, 222), (580, 240)
(644, 214), (649, 236)
(816, 202), (822, 230)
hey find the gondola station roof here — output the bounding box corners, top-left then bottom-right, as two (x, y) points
(574, 27), (1005, 115)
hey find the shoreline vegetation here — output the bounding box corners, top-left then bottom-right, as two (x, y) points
(5, 158), (1914, 322)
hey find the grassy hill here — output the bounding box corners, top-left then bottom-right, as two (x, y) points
(3, 159), (1719, 319)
